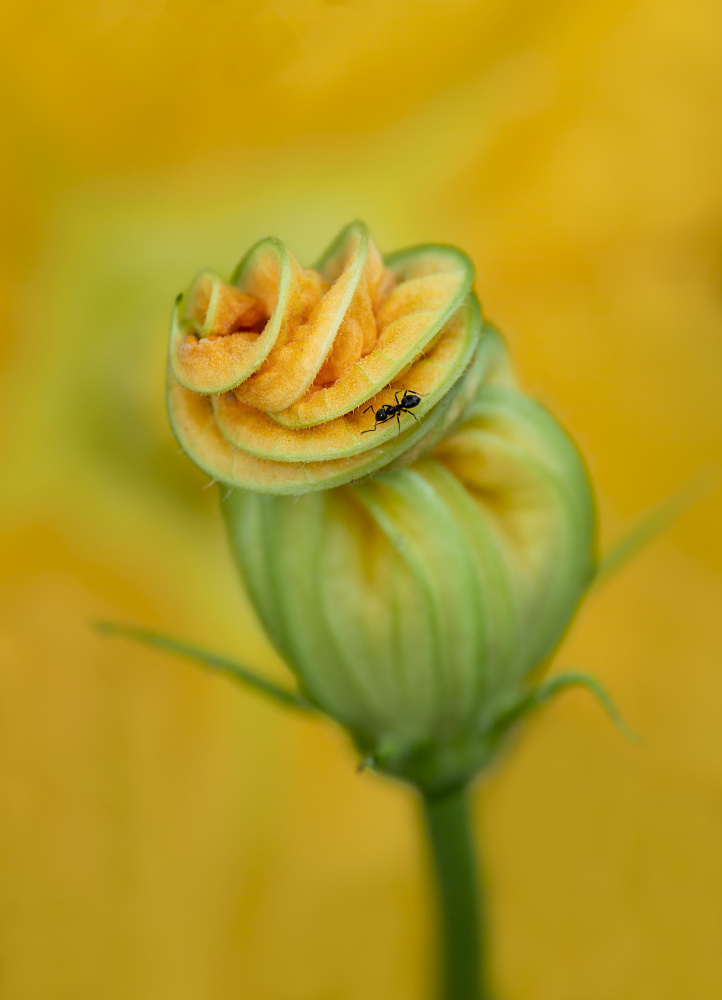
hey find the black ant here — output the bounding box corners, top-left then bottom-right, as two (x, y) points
(362, 390), (423, 434)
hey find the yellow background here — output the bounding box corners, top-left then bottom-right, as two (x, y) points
(1, 1), (721, 997)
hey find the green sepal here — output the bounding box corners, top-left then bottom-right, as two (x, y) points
(492, 670), (640, 744)
(594, 473), (713, 587)
(94, 620), (313, 712)
(352, 670), (636, 796)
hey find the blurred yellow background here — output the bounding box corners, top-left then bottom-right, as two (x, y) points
(1, 0), (721, 997)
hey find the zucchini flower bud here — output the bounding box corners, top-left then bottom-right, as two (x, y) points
(168, 223), (596, 794)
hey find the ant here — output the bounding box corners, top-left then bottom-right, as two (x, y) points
(362, 390), (423, 434)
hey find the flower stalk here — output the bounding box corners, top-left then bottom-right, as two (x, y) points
(422, 784), (490, 1000)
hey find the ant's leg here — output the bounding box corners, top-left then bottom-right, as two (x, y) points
(397, 412), (402, 435)
(361, 420), (379, 435)
(408, 410), (420, 423)
(394, 391), (401, 406)
(363, 405), (374, 414)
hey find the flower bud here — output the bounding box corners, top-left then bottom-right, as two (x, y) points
(169, 224), (596, 793)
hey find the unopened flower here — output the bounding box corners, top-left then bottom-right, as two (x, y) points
(168, 223), (596, 793)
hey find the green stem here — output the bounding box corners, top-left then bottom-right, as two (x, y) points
(421, 785), (490, 1000)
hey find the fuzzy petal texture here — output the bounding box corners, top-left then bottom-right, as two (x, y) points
(168, 223), (478, 491)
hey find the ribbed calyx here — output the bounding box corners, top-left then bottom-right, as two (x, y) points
(168, 221), (480, 492)
(169, 224), (597, 794)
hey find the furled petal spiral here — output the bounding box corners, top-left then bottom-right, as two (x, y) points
(167, 222), (478, 492)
